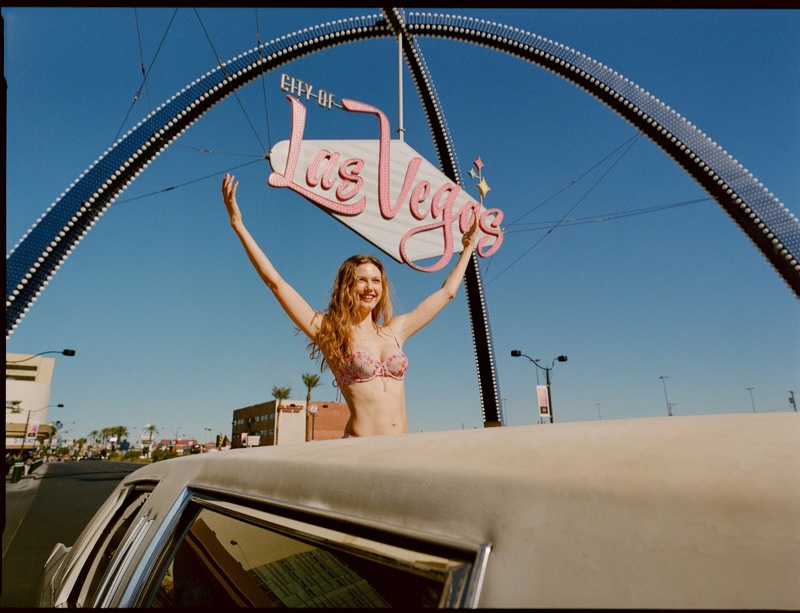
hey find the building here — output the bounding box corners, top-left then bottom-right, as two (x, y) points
(231, 399), (350, 448)
(5, 353), (61, 454)
(156, 438), (201, 456)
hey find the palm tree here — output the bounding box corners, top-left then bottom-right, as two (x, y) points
(112, 425), (129, 451)
(88, 429), (100, 453)
(271, 386), (292, 408)
(144, 424), (158, 458)
(100, 427), (112, 452)
(301, 373), (323, 441)
(270, 387), (291, 447)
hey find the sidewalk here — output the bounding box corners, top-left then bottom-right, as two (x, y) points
(3, 465), (46, 559)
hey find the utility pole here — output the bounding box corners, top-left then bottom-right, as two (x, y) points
(789, 391), (797, 412)
(659, 376), (672, 417)
(746, 388), (756, 413)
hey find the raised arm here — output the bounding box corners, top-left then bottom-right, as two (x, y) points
(222, 173), (320, 339)
(392, 214), (479, 341)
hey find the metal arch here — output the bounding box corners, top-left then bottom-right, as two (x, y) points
(7, 9), (797, 334)
(5, 13), (392, 338)
(396, 10), (800, 298)
(382, 8), (503, 427)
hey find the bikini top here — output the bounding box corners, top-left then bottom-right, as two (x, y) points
(333, 327), (408, 389)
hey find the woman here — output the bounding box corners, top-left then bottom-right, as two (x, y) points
(222, 173), (478, 437)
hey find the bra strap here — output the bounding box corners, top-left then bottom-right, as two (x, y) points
(386, 325), (401, 349)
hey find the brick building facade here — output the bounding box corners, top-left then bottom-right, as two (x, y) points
(232, 399), (350, 447)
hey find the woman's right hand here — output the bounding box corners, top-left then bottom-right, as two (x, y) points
(222, 173), (242, 226)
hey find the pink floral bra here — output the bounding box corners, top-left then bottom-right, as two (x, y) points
(333, 328), (408, 389)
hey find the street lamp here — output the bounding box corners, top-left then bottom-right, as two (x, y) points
(165, 426), (183, 451)
(659, 376), (673, 417)
(309, 405), (319, 441)
(18, 403), (64, 456)
(47, 421), (74, 456)
(511, 350), (568, 424)
(6, 349), (76, 363)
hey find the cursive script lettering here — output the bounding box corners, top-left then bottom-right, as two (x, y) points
(268, 95), (503, 272)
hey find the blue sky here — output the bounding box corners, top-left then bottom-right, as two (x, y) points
(5, 7), (799, 445)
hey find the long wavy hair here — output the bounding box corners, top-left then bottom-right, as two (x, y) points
(308, 255), (394, 374)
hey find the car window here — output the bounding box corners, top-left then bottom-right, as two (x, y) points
(147, 504), (478, 608)
(68, 483), (154, 607)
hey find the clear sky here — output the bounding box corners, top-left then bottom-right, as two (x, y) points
(5, 7), (799, 446)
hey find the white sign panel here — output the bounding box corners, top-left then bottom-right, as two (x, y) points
(268, 96), (504, 272)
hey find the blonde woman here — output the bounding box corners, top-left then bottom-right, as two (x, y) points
(222, 173), (478, 437)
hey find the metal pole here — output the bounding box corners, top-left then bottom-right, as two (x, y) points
(397, 33), (404, 141)
(545, 368), (554, 424)
(19, 410), (32, 456)
(746, 388), (757, 413)
(660, 376), (672, 417)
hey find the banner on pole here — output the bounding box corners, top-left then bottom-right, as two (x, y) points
(537, 386), (550, 417)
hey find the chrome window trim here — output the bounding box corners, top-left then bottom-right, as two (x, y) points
(52, 484), (131, 605)
(137, 486), (490, 607)
(92, 514), (153, 607)
(463, 543), (492, 608)
(58, 480), (157, 607)
(190, 484), (483, 559)
(115, 485), (193, 607)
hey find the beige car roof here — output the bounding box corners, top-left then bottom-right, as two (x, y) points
(120, 412), (800, 609)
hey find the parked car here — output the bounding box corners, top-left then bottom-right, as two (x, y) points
(38, 412), (799, 608)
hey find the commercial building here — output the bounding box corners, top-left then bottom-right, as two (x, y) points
(5, 352), (62, 453)
(231, 399), (350, 448)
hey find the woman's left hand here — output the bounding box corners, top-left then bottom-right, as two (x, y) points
(462, 212), (479, 249)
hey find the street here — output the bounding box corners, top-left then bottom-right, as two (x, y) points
(2, 460), (142, 608)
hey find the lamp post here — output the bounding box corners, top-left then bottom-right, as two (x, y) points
(47, 420), (74, 456)
(309, 405), (319, 441)
(511, 350), (568, 424)
(746, 387), (757, 413)
(659, 376), (673, 417)
(165, 426), (183, 452)
(6, 349), (76, 364)
(18, 403), (64, 456)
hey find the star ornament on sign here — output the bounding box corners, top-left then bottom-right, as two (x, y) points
(468, 157), (491, 201)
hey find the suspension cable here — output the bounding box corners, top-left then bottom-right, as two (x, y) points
(113, 8), (178, 144)
(485, 133), (642, 285)
(504, 197), (709, 233)
(254, 8), (273, 151)
(193, 8), (268, 156)
(114, 159), (265, 205)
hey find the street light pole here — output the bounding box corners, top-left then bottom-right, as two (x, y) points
(511, 350), (568, 424)
(6, 349), (76, 363)
(309, 405), (318, 441)
(659, 376), (672, 417)
(18, 403), (64, 456)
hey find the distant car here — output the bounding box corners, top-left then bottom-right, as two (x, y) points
(38, 413), (799, 608)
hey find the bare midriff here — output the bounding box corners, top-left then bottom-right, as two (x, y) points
(340, 376), (408, 437)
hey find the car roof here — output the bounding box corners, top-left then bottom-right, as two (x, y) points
(118, 412), (799, 608)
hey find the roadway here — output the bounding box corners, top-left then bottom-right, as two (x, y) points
(2, 459), (142, 608)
